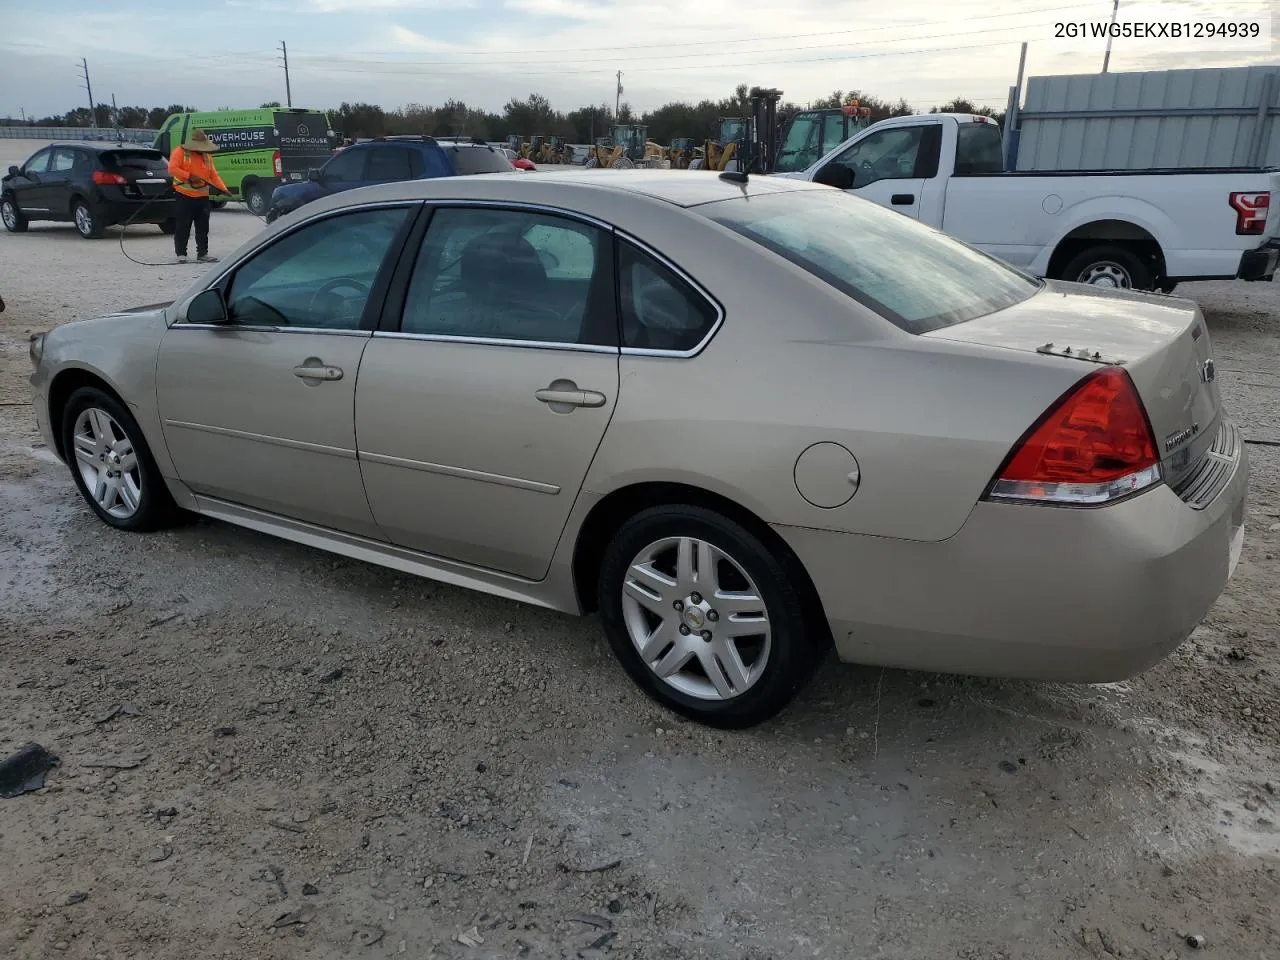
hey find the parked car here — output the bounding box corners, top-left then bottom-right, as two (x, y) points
(2, 142), (176, 239)
(782, 113), (1280, 292)
(28, 171), (1247, 728)
(266, 136), (513, 222)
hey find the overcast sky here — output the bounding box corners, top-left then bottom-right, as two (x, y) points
(1, 0), (1275, 119)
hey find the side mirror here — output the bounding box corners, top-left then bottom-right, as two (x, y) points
(6, 166), (18, 177)
(186, 288), (230, 325)
(813, 163), (855, 190)
(308, 167), (322, 182)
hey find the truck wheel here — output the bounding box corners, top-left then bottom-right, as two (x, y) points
(209, 198), (228, 210)
(1061, 245), (1152, 291)
(244, 184), (270, 217)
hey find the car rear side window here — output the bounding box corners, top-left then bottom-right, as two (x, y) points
(617, 242), (719, 353)
(700, 189), (1038, 334)
(447, 147), (514, 175)
(954, 121), (1004, 175)
(367, 146), (416, 181)
(50, 149), (77, 173)
(400, 206), (614, 346)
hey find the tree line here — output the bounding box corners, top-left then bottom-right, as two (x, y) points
(6, 86), (1002, 144)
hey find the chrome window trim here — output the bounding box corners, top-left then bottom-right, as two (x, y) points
(416, 197), (614, 232)
(614, 230), (726, 359)
(372, 331), (617, 355)
(172, 325), (372, 337)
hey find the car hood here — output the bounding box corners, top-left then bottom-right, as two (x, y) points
(272, 180), (321, 206)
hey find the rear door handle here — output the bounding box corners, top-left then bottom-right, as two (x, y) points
(891, 193), (915, 205)
(293, 363), (343, 381)
(535, 387), (607, 408)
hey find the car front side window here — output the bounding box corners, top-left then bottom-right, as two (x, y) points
(400, 206), (614, 346)
(23, 149), (52, 175)
(223, 206), (409, 330)
(832, 127), (925, 186)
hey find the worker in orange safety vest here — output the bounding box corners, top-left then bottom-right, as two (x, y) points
(167, 129), (230, 263)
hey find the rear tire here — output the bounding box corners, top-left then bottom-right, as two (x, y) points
(597, 505), (822, 729)
(60, 386), (180, 532)
(1, 196), (28, 232)
(158, 219), (175, 235)
(72, 199), (105, 239)
(244, 184), (270, 217)
(1060, 244), (1152, 291)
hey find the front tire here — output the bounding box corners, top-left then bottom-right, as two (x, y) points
(60, 386), (179, 532)
(1, 196), (28, 232)
(1061, 244), (1152, 291)
(73, 200), (105, 239)
(209, 198), (227, 210)
(598, 505), (821, 729)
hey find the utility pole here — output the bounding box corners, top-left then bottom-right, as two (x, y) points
(1101, 0), (1120, 73)
(279, 41), (293, 107)
(615, 70), (622, 120)
(78, 57), (96, 127)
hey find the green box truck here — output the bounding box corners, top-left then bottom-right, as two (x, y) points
(153, 107), (338, 216)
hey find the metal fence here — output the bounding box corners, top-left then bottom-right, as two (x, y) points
(0, 126), (155, 143)
(1014, 66), (1280, 171)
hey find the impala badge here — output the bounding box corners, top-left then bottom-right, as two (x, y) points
(1200, 358), (1216, 383)
(1164, 423), (1200, 452)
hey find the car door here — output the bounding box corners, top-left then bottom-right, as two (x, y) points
(355, 204), (620, 580)
(824, 122), (940, 221)
(155, 202), (418, 538)
(11, 147), (54, 215)
(44, 147), (79, 217)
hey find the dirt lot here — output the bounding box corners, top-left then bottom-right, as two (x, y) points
(0, 141), (1278, 960)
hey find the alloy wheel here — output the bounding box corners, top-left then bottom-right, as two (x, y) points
(74, 204), (94, 237)
(1, 201), (16, 230)
(620, 535), (772, 701)
(72, 407), (142, 520)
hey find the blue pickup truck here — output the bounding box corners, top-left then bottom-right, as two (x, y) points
(266, 136), (514, 222)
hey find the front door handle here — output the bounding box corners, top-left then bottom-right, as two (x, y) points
(891, 193), (915, 205)
(535, 379), (608, 410)
(293, 362), (343, 382)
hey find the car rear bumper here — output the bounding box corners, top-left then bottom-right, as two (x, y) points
(98, 195), (177, 226)
(775, 439), (1249, 683)
(1236, 237), (1280, 281)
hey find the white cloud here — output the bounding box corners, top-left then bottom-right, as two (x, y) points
(502, 0), (614, 21)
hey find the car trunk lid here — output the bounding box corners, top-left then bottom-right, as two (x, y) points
(923, 281), (1221, 491)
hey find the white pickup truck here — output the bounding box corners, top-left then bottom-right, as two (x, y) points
(780, 113), (1280, 292)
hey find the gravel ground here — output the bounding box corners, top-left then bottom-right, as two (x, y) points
(1, 142), (1278, 960)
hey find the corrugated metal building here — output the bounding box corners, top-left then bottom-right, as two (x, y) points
(1013, 65), (1280, 171)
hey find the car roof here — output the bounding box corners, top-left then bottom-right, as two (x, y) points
(41, 141), (161, 153)
(332, 168), (831, 209)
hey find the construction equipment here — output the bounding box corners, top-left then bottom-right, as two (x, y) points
(668, 138), (697, 169)
(583, 135), (627, 168)
(688, 87), (784, 173)
(536, 136), (574, 164)
(772, 97), (874, 173)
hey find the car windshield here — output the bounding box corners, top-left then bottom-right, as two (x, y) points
(448, 146), (514, 175)
(698, 189), (1040, 333)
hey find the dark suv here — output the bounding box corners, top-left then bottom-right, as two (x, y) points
(2, 142), (177, 239)
(266, 136), (513, 222)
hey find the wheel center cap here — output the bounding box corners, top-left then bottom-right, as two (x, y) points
(684, 607), (705, 630)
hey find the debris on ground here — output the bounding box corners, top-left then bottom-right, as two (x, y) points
(0, 743), (58, 798)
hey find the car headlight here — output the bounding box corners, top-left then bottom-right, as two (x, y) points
(29, 332), (45, 367)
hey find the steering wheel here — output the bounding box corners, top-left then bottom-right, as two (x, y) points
(307, 277), (370, 327)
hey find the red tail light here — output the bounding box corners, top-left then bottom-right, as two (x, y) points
(92, 170), (128, 186)
(272, 150), (282, 177)
(986, 366), (1161, 505)
(1229, 191), (1269, 235)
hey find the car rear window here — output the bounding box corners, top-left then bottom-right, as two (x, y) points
(698, 189), (1039, 334)
(447, 146), (514, 175)
(101, 149), (168, 173)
